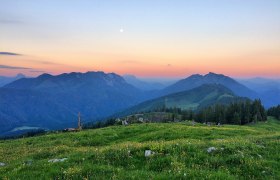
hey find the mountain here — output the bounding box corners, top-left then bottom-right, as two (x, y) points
(116, 84), (248, 117)
(160, 72), (258, 100)
(1, 71), (276, 136)
(123, 74), (166, 91)
(0, 71), (148, 135)
(237, 78), (280, 93)
(237, 78), (280, 108)
(0, 73), (26, 87)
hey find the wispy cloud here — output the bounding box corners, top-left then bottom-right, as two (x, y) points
(0, 52), (61, 65)
(0, 52), (22, 56)
(0, 65), (32, 70)
(23, 58), (62, 65)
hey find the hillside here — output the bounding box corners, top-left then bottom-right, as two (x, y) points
(0, 117), (279, 179)
(118, 84), (248, 117)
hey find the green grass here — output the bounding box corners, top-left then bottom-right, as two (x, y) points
(0, 117), (279, 179)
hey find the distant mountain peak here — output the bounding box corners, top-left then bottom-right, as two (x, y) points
(205, 72), (226, 78)
(161, 72), (258, 99)
(38, 73), (53, 79)
(188, 74), (203, 79)
(15, 73), (26, 78)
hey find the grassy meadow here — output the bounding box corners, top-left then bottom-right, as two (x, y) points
(0, 117), (279, 179)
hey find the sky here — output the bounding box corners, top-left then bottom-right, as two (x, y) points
(0, 0), (280, 78)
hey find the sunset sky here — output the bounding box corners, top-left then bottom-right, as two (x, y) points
(0, 0), (280, 78)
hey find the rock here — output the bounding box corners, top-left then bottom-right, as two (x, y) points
(122, 120), (128, 126)
(207, 147), (216, 153)
(145, 150), (152, 157)
(48, 158), (68, 163)
(0, 162), (6, 166)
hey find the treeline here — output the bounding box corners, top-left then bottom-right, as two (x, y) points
(84, 99), (268, 129)
(192, 100), (267, 124)
(267, 105), (280, 120)
(83, 118), (116, 129)
(140, 99), (267, 125)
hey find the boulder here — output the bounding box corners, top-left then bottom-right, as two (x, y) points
(145, 150), (152, 157)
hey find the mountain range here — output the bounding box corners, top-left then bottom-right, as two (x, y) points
(0, 71), (279, 136)
(0, 72), (147, 135)
(237, 78), (280, 107)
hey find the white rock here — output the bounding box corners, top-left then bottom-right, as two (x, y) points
(207, 147), (216, 153)
(0, 162), (6, 166)
(48, 158), (68, 163)
(145, 150), (152, 157)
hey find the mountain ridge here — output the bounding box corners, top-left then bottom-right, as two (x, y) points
(0, 71), (148, 135)
(160, 72), (259, 100)
(115, 84), (249, 118)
